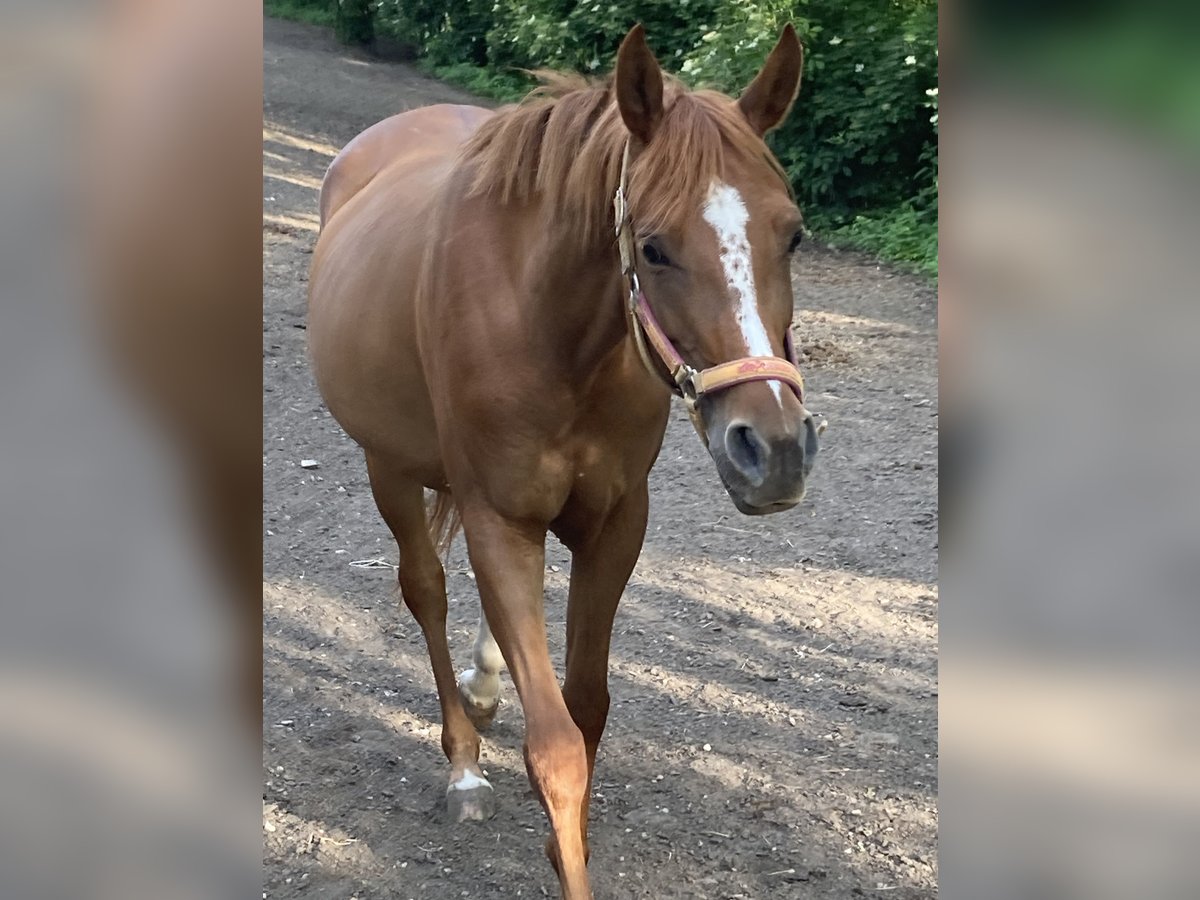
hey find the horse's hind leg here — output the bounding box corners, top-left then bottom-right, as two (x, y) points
(365, 453), (494, 822)
(458, 608), (504, 729)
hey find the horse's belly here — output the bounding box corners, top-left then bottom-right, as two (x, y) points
(308, 301), (445, 485)
(308, 167), (452, 485)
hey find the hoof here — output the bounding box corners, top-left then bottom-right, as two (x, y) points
(458, 678), (499, 731)
(446, 773), (495, 822)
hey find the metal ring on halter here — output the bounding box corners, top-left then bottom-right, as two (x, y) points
(674, 365), (699, 401)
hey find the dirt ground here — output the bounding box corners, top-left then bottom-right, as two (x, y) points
(263, 16), (937, 900)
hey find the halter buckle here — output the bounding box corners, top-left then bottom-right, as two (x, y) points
(673, 364), (699, 401)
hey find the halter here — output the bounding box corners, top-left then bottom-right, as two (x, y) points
(613, 140), (809, 441)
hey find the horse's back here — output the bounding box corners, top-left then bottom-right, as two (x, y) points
(308, 104), (492, 482)
(319, 104), (493, 229)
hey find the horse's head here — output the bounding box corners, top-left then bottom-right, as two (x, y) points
(614, 25), (818, 515)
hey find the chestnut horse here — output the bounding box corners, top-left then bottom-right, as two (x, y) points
(308, 24), (818, 898)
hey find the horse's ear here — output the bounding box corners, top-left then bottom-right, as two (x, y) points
(737, 24), (804, 136)
(614, 24), (664, 145)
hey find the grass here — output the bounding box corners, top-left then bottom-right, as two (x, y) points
(263, 0), (334, 29)
(816, 205), (938, 278)
(415, 61), (533, 105)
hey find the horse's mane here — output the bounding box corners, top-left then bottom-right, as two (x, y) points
(460, 70), (788, 246)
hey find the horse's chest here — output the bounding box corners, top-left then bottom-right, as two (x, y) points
(458, 366), (668, 532)
(564, 444), (629, 514)
(541, 446), (631, 547)
(561, 414), (663, 521)
(480, 439), (624, 526)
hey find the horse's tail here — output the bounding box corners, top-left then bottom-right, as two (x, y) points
(426, 489), (462, 562)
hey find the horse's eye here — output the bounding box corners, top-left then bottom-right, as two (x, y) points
(788, 230), (805, 254)
(642, 241), (670, 267)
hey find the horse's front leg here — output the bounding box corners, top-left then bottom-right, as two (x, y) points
(459, 504), (594, 900)
(560, 483), (650, 863)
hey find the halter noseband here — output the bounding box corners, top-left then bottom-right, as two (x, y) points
(613, 140), (809, 440)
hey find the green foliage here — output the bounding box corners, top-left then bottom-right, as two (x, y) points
(683, 0), (937, 223)
(264, 0), (938, 275)
(376, 0), (495, 66)
(824, 203), (937, 276)
(335, 0), (375, 45)
(476, 0), (937, 250)
(262, 1), (373, 44)
(416, 61), (534, 104)
(263, 0), (335, 28)
(816, 87), (937, 274)
(485, 1), (719, 74)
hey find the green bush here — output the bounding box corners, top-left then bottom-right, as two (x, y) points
(265, 0), (938, 274)
(415, 60), (533, 103)
(826, 203), (937, 277)
(335, 0), (375, 45)
(485, 1), (718, 74)
(262, 1), (373, 44)
(263, 0), (335, 28)
(680, 1), (936, 224)
(484, 0), (939, 274)
(376, 0), (494, 66)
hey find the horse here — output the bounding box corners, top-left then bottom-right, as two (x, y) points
(307, 24), (818, 899)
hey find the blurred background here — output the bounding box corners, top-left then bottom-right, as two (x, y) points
(0, 1), (260, 897)
(943, 1), (1200, 897)
(1, 0), (1199, 896)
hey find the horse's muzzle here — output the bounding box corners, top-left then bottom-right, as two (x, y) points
(709, 407), (819, 515)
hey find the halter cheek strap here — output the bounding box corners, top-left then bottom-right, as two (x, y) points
(613, 140), (809, 439)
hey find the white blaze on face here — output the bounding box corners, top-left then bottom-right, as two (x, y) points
(701, 180), (783, 403)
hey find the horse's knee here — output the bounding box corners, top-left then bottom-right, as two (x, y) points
(397, 555), (446, 621)
(563, 682), (610, 746)
(399, 554), (444, 597)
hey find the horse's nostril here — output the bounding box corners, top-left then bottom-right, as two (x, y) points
(726, 423), (769, 485)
